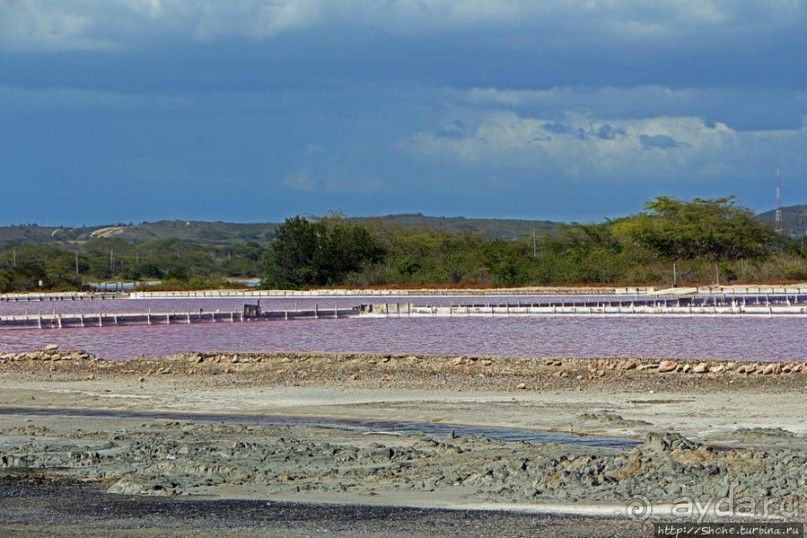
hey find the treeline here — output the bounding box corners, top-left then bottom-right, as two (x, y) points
(0, 238), (264, 292)
(2, 196), (806, 292)
(264, 197), (806, 289)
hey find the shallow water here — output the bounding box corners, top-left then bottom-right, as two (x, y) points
(0, 296), (804, 362)
(0, 406), (639, 449)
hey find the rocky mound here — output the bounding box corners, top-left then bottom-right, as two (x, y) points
(0, 422), (803, 518)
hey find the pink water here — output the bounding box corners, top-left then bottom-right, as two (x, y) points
(1, 308), (804, 362)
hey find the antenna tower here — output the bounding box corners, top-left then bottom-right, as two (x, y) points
(774, 159), (783, 233)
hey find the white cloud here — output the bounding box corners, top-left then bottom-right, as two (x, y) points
(189, 0), (322, 40)
(1, 0), (802, 52)
(0, 0), (325, 51)
(0, 0), (116, 51)
(448, 86), (806, 131)
(398, 109), (806, 184)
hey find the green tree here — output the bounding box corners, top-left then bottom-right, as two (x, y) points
(262, 216), (325, 288)
(320, 221), (385, 284)
(613, 196), (778, 285)
(262, 216), (384, 289)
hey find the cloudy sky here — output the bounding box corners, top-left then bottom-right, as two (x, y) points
(1, 0), (805, 225)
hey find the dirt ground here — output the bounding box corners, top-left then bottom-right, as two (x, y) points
(0, 349), (805, 537)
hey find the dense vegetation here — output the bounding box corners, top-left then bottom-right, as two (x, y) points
(262, 197), (804, 289)
(262, 216), (384, 288)
(0, 238), (264, 292)
(1, 197), (805, 293)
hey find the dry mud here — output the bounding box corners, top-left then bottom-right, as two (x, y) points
(0, 348), (805, 536)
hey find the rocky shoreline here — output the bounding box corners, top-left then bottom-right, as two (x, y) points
(1, 348), (805, 391)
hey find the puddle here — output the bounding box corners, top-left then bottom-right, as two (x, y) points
(0, 406), (640, 450)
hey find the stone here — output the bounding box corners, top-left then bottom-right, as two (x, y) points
(693, 363), (709, 374)
(642, 432), (698, 454)
(44, 344), (59, 351)
(657, 360), (678, 373)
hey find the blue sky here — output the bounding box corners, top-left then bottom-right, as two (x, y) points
(1, 0), (805, 225)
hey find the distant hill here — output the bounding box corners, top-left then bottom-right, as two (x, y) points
(0, 215), (561, 248)
(757, 205), (807, 235)
(0, 221), (277, 248)
(6, 206), (807, 248)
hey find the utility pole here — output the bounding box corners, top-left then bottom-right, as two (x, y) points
(75, 250), (79, 276)
(532, 229), (537, 258)
(774, 159), (783, 234)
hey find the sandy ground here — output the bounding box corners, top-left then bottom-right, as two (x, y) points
(2, 351), (805, 446)
(0, 349), (805, 536)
